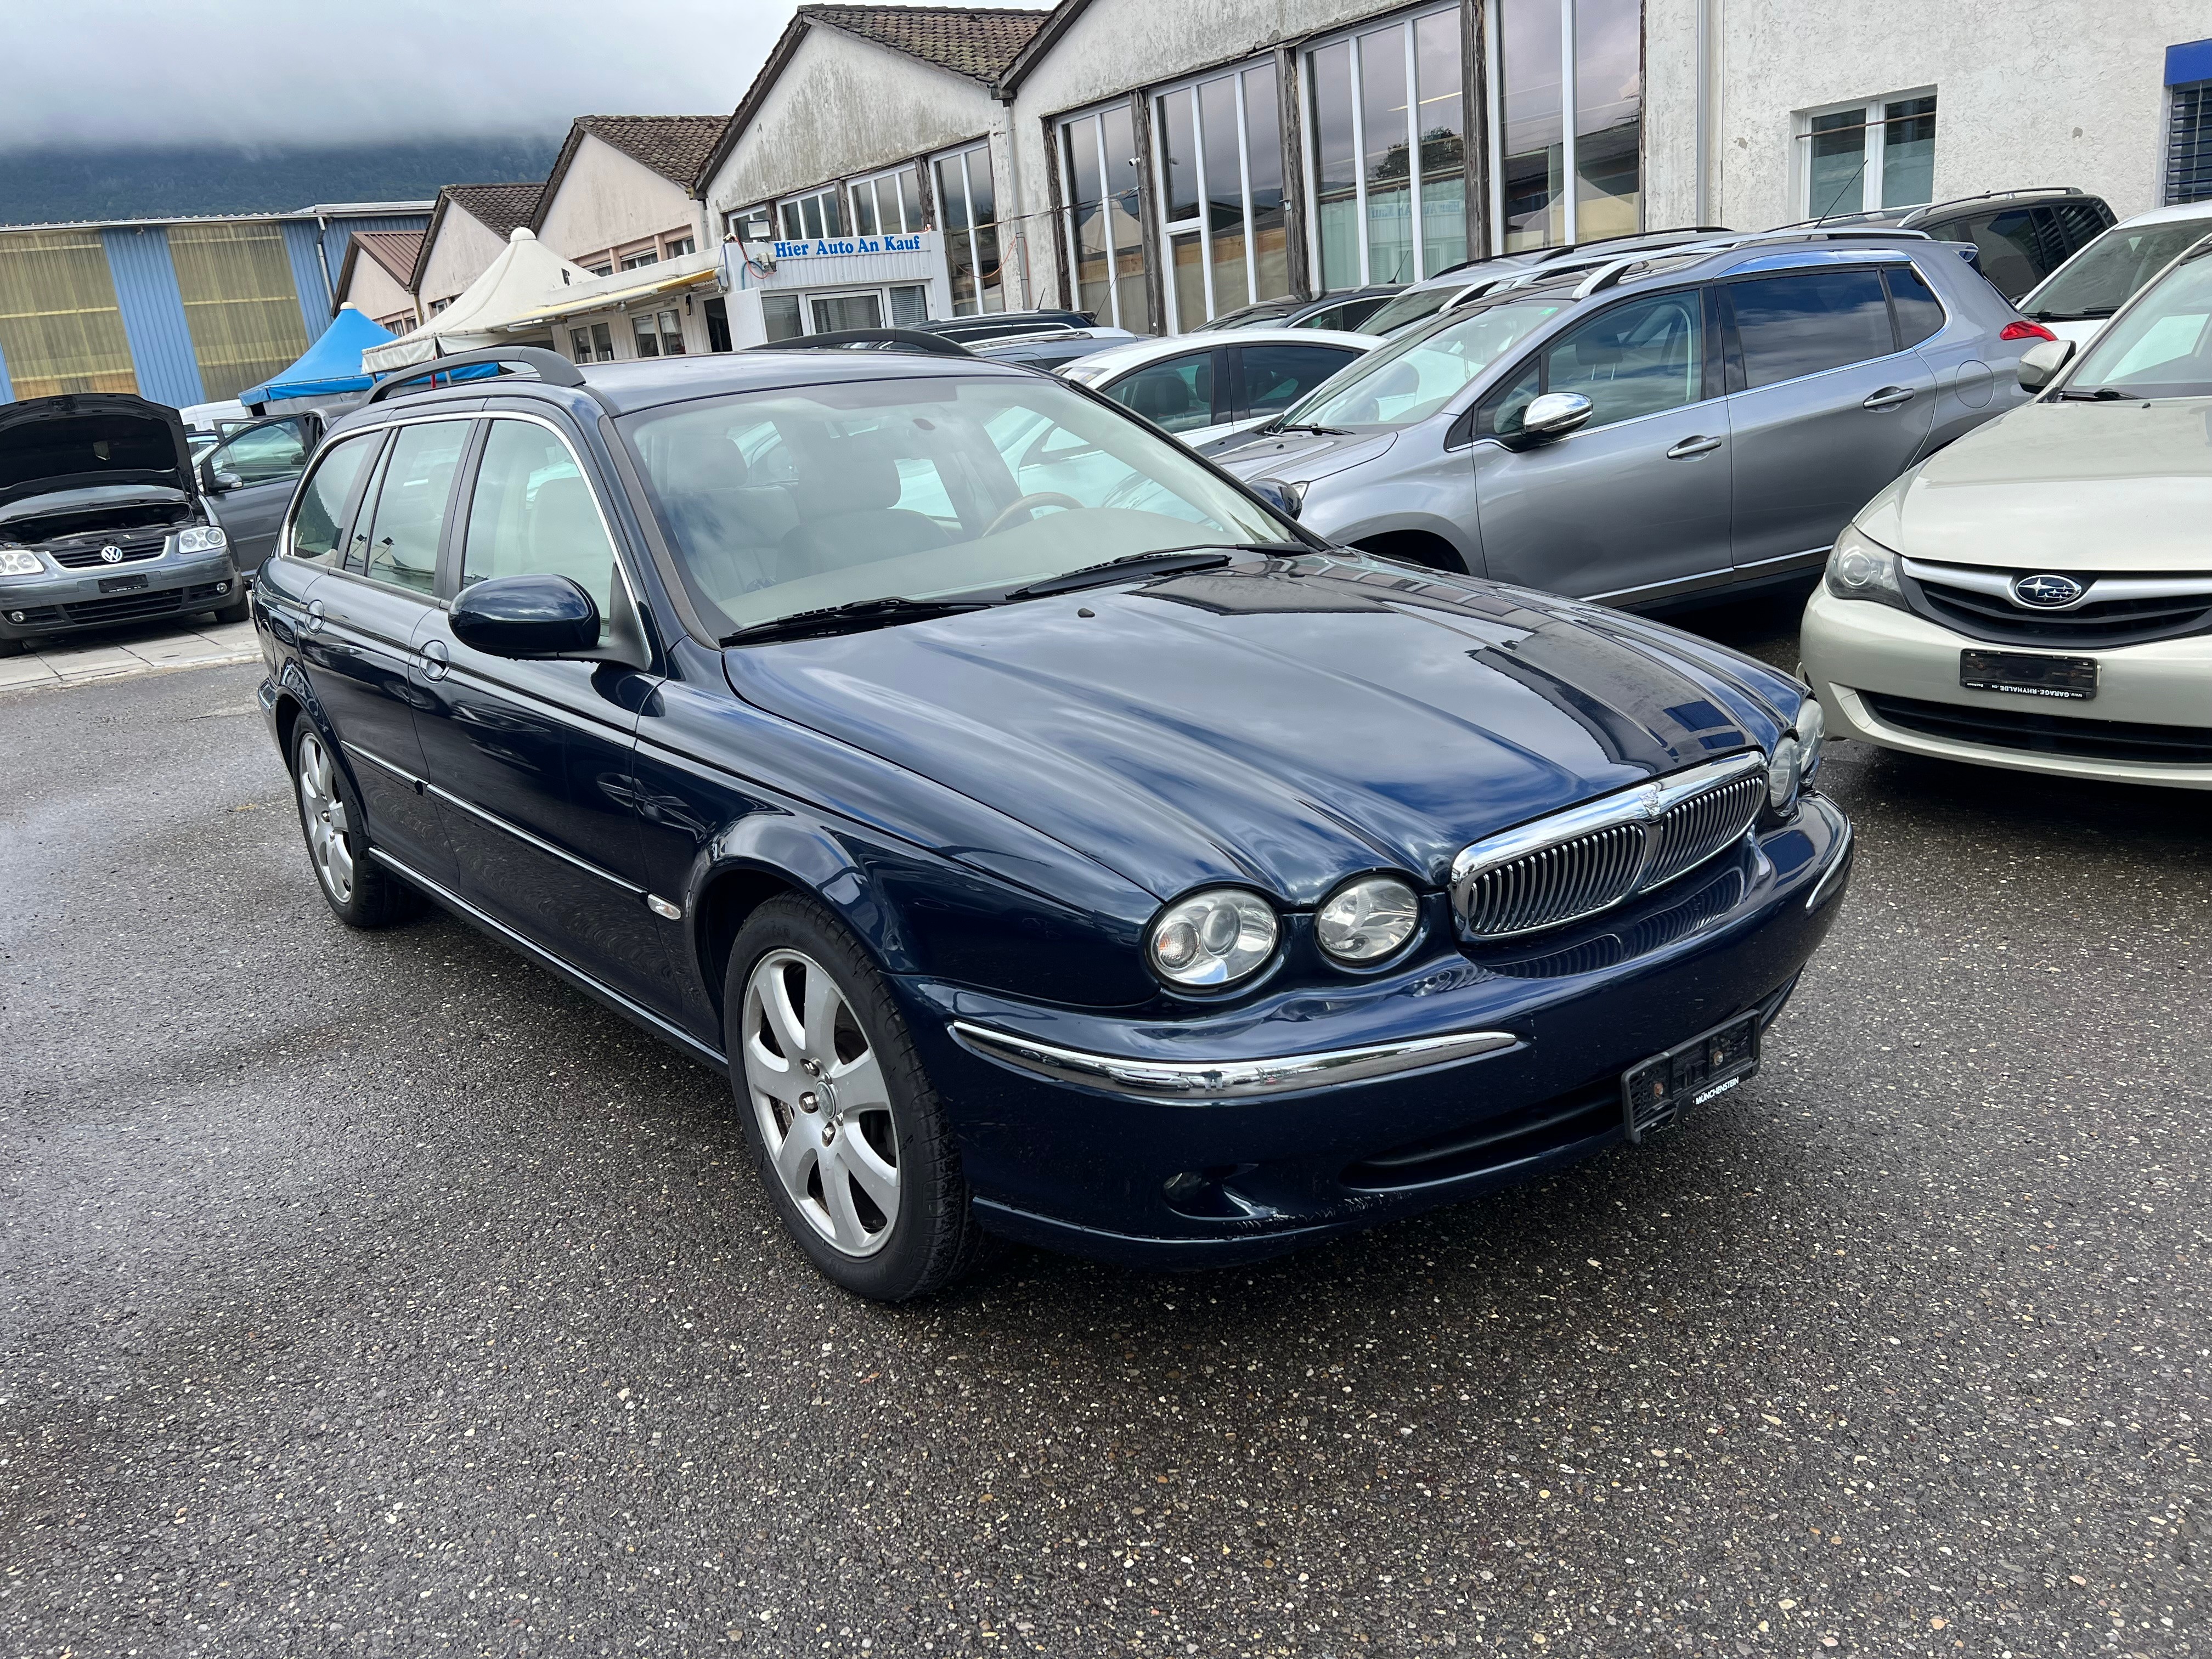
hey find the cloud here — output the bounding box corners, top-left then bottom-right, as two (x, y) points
(0, 0), (805, 149)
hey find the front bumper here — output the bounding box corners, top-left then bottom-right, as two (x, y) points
(1801, 587), (2212, 789)
(896, 795), (1852, 1267)
(0, 550), (241, 644)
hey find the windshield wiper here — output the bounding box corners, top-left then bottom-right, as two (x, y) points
(720, 595), (992, 646)
(1003, 546), (1271, 601)
(2031, 306), (2115, 321)
(2054, 385), (2143, 402)
(1267, 421), (1350, 436)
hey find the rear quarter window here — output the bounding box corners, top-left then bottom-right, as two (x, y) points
(1885, 264), (1946, 349)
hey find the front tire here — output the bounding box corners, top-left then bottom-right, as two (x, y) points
(290, 723), (419, 928)
(725, 895), (984, 1301)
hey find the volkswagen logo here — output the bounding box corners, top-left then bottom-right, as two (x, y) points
(2012, 572), (2083, 608)
(99, 544), (123, 564)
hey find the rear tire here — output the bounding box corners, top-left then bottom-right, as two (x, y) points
(289, 723), (420, 928)
(724, 895), (985, 1301)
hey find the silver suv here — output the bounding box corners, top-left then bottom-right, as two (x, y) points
(1212, 230), (2036, 611)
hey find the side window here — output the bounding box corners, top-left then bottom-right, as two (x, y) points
(1536, 291), (1705, 429)
(1957, 210), (2045, 298)
(1104, 353), (1217, 433)
(2048, 201), (2114, 255)
(1727, 269), (1895, 388)
(211, 418), (309, 486)
(460, 420), (619, 636)
(287, 433), (379, 565)
(1885, 264), (1946, 349)
(1483, 360), (1541, 437)
(359, 421), (468, 595)
(1237, 345), (1358, 419)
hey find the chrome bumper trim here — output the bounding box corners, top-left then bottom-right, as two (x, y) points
(1805, 803), (1853, 912)
(949, 1021), (1519, 1102)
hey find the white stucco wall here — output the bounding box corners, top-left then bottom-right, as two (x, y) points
(1648, 0), (2206, 232)
(337, 252), (416, 329)
(417, 207), (510, 312)
(703, 27), (1003, 222)
(538, 134), (706, 264)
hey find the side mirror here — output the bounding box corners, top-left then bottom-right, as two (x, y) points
(1520, 391), (1595, 441)
(1248, 477), (1302, 520)
(2016, 337), (2076, 391)
(197, 458), (224, 493)
(450, 573), (601, 658)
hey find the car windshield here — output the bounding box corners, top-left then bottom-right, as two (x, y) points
(2064, 249), (2212, 398)
(2023, 219), (2212, 320)
(1359, 284), (1462, 335)
(1277, 299), (1570, 428)
(619, 373), (1300, 634)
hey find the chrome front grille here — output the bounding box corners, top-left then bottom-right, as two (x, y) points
(1900, 557), (2212, 649)
(1452, 752), (1767, 940)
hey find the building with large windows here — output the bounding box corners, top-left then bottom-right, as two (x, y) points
(0, 202), (428, 407)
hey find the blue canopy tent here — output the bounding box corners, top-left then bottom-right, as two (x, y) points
(236, 306), (397, 412)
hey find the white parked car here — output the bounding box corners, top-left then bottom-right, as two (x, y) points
(2016, 200), (2212, 349)
(1057, 328), (1378, 450)
(1801, 230), (2212, 791)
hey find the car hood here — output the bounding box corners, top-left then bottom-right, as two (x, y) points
(1864, 398), (2212, 571)
(1209, 426), (1400, 485)
(721, 557), (1788, 906)
(0, 393), (196, 511)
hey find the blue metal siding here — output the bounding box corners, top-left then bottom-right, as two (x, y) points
(281, 220), (333, 338)
(100, 225), (206, 408)
(2167, 38), (2212, 86)
(0, 337), (14, 403)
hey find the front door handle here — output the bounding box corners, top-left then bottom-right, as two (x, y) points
(419, 639), (450, 681)
(1665, 435), (1724, 459)
(1863, 386), (1917, 410)
(304, 599), (324, 633)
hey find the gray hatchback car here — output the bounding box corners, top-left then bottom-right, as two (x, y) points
(1211, 230), (2035, 610)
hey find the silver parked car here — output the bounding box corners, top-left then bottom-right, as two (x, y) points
(1211, 230), (2035, 608)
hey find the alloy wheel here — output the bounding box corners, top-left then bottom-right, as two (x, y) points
(740, 947), (901, 1257)
(296, 730), (356, 906)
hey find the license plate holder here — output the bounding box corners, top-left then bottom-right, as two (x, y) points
(1960, 648), (2097, 701)
(1622, 1011), (1760, 1143)
(97, 573), (150, 594)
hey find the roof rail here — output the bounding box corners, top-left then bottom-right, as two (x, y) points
(1571, 226), (1936, 298)
(748, 327), (974, 358)
(1533, 225), (1732, 263)
(364, 345), (585, 404)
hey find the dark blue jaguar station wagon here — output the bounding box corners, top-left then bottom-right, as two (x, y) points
(251, 340), (1853, 1300)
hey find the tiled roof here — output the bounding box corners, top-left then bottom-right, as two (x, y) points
(799, 4), (1048, 83)
(351, 229), (421, 287)
(442, 182), (544, 242)
(570, 116), (729, 186)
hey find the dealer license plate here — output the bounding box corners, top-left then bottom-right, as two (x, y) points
(1622, 1011), (1759, 1143)
(1959, 648), (2097, 701)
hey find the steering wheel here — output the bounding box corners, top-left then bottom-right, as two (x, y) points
(984, 492), (1085, 537)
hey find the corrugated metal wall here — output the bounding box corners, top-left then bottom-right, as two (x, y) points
(100, 225), (207, 408)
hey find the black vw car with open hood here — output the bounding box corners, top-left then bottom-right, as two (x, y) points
(0, 393), (244, 654)
(251, 343), (1853, 1301)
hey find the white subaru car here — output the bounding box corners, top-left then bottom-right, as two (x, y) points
(1801, 230), (2212, 789)
(1057, 327), (1378, 452)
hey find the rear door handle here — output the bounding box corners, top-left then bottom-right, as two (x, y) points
(1863, 386), (1917, 410)
(1665, 435), (1724, 459)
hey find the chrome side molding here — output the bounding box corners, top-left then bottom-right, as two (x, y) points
(950, 1021), (1519, 1102)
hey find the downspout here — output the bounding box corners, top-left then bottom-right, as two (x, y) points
(1694, 0), (1713, 225)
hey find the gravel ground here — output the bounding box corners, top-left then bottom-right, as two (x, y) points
(1, 604), (2205, 1659)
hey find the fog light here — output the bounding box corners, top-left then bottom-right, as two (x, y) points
(7, 611), (24, 623)
(215, 580), (229, 594)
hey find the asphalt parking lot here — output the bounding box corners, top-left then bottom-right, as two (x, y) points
(1, 596), (2205, 1659)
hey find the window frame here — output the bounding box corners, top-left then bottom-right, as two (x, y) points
(778, 185), (845, 243)
(1151, 57), (1286, 330)
(279, 428), (386, 566)
(447, 413), (641, 637)
(1476, 285), (1718, 439)
(1792, 88), (1938, 219)
(934, 139), (1005, 317)
(1055, 100), (1149, 332)
(1097, 347), (1230, 433)
(848, 162), (924, 238)
(348, 416), (476, 599)
(1713, 261), (1928, 395)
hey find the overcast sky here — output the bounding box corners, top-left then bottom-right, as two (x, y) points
(1, 1), (990, 149)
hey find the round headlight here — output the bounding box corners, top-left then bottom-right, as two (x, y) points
(1796, 696), (1826, 779)
(1767, 735), (1803, 811)
(1315, 875), (1420, 964)
(1147, 888), (1279, 989)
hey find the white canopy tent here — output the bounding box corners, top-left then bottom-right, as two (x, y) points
(362, 228), (597, 372)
